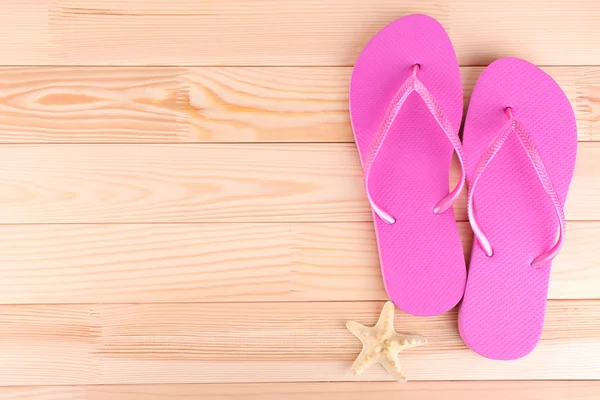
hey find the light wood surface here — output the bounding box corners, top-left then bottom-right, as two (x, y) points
(0, 66), (598, 143)
(1, 0), (599, 398)
(0, 301), (599, 385)
(0, 143), (597, 222)
(0, 221), (597, 304)
(1, 382), (600, 400)
(1, 1), (600, 66)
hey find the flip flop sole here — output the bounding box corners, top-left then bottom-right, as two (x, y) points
(350, 14), (466, 316)
(459, 58), (577, 360)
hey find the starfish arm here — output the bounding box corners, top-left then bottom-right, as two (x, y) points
(381, 354), (407, 383)
(346, 320), (370, 338)
(375, 301), (396, 334)
(349, 347), (377, 376)
(400, 334), (427, 349)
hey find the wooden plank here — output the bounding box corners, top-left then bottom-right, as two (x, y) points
(0, 221), (596, 304)
(0, 143), (597, 223)
(0, 67), (187, 142)
(0, 66), (598, 143)
(0, 300), (598, 384)
(1, 1), (599, 66)
(2, 381), (600, 400)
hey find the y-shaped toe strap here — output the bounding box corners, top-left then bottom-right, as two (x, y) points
(468, 107), (565, 268)
(363, 65), (466, 225)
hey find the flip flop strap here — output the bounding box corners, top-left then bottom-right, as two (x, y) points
(468, 108), (566, 268)
(364, 65), (466, 224)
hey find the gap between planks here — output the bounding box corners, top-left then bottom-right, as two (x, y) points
(0, 66), (597, 142)
(0, 221), (597, 304)
(1, 381), (600, 400)
(0, 300), (599, 385)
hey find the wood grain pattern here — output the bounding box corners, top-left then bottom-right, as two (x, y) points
(0, 221), (597, 304)
(0, 143), (597, 223)
(0, 301), (598, 385)
(1, 1), (599, 65)
(0, 66), (598, 142)
(0, 67), (186, 142)
(2, 381), (600, 400)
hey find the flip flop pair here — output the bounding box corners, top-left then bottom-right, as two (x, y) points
(350, 14), (577, 360)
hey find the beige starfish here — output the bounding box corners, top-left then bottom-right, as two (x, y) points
(346, 301), (427, 383)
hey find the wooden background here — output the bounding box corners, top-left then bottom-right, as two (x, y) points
(0, 1), (599, 398)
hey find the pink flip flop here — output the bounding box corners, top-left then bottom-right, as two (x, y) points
(350, 14), (467, 316)
(459, 58), (577, 360)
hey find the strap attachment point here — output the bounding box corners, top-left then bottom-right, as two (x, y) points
(412, 63), (420, 77)
(433, 191), (458, 215)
